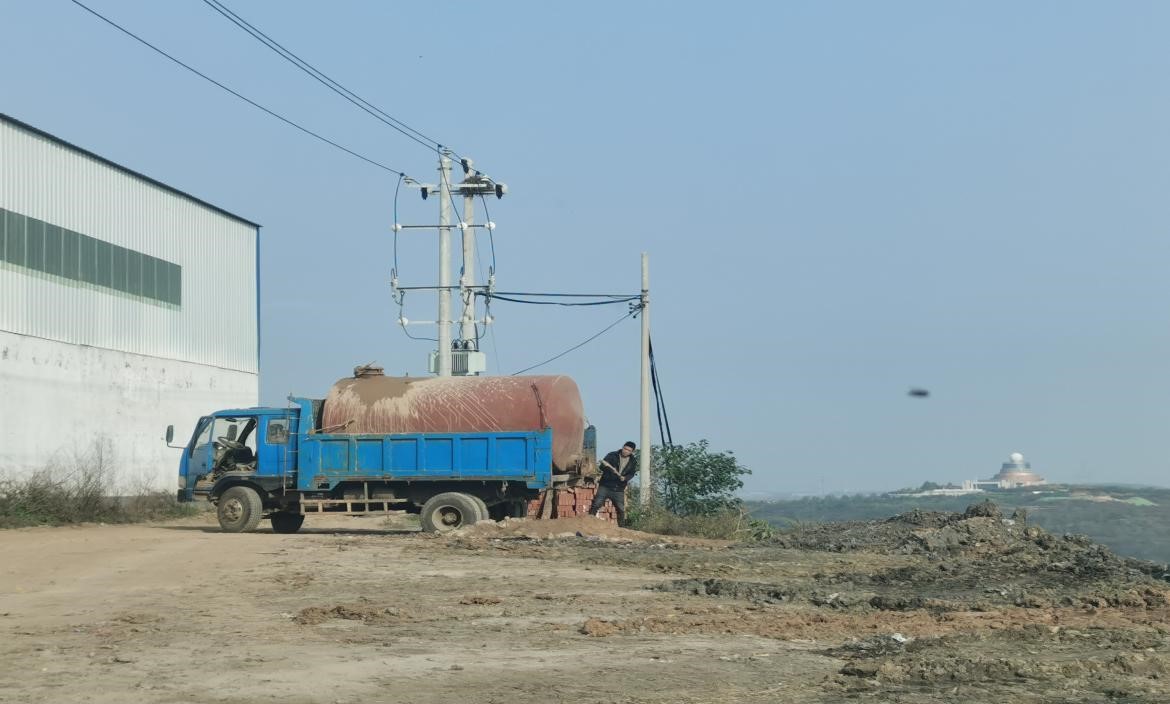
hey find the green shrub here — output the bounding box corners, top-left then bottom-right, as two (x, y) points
(649, 441), (751, 516)
(0, 439), (196, 528)
(624, 439), (762, 540)
(628, 503), (774, 542)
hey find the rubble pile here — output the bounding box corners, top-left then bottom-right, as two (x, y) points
(772, 501), (1168, 583)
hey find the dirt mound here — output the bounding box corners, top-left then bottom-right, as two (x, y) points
(446, 516), (718, 545)
(652, 577), (987, 613)
(459, 595), (502, 605)
(645, 504), (1170, 614)
(767, 504), (1006, 553)
(771, 501), (1167, 574)
(962, 499), (1003, 519)
(292, 602), (401, 626)
(825, 633), (912, 659)
(832, 626), (1170, 698)
(580, 618), (619, 637)
(653, 578), (801, 604)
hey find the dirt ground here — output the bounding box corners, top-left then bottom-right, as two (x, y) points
(1, 505), (1169, 703)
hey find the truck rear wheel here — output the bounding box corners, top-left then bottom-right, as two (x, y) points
(420, 492), (481, 533)
(270, 512), (305, 534)
(470, 495), (489, 523)
(217, 486), (264, 533)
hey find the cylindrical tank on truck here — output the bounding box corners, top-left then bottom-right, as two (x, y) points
(323, 370), (592, 474)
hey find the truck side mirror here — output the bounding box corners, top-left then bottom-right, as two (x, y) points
(164, 424), (184, 449)
(227, 425), (238, 441)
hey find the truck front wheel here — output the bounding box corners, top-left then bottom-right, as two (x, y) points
(270, 512), (305, 534)
(420, 492), (481, 533)
(217, 486), (264, 533)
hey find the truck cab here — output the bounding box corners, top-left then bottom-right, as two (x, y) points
(177, 407), (295, 503)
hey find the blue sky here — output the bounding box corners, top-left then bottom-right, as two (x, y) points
(4, 1), (1169, 494)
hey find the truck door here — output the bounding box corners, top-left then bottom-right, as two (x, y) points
(187, 416), (214, 488)
(260, 415), (292, 485)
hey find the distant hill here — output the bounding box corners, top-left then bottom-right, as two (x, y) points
(745, 484), (1170, 564)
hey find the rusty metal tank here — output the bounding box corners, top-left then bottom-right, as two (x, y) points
(322, 368), (588, 472)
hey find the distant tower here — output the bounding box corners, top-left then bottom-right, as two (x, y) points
(989, 452), (1046, 488)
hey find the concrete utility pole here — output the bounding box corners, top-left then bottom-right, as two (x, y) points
(639, 252), (652, 504)
(394, 155), (505, 376)
(454, 159), (505, 369)
(459, 160), (477, 349)
(436, 151), (454, 377)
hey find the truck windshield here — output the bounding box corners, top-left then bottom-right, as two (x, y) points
(212, 417), (258, 465)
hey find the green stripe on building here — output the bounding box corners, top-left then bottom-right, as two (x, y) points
(0, 207), (181, 307)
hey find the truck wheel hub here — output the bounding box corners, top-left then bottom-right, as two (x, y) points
(222, 499), (243, 522)
(438, 507), (462, 529)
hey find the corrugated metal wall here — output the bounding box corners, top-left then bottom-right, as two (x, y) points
(0, 117), (258, 374)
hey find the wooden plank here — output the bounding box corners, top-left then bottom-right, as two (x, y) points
(540, 489), (555, 519)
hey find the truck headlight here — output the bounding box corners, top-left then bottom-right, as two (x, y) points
(178, 476), (186, 489)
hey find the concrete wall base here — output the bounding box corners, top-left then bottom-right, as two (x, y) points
(0, 330), (257, 490)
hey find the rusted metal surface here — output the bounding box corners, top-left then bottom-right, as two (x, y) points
(530, 383), (549, 429)
(322, 373), (587, 472)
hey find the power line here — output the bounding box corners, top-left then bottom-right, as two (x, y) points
(473, 223), (490, 349)
(473, 242), (502, 373)
(487, 323), (502, 375)
(393, 291), (438, 342)
(649, 336), (673, 447)
(402, 329), (439, 342)
(69, 0), (405, 176)
(478, 194), (497, 275)
(392, 174), (404, 278)
(488, 291), (640, 299)
(483, 292), (640, 307)
(202, 0), (443, 154)
(652, 366), (667, 447)
(509, 308), (638, 376)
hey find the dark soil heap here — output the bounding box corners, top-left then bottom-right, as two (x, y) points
(762, 501), (1170, 610)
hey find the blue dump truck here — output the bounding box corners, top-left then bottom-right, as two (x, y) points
(169, 369), (596, 533)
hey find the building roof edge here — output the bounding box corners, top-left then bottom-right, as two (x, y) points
(1, 113), (261, 230)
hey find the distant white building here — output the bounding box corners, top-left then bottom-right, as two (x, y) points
(910, 486), (984, 497)
(896, 452), (1050, 497)
(0, 114), (259, 489)
(968, 452), (1047, 490)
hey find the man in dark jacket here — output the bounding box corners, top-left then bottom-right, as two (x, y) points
(589, 441), (638, 524)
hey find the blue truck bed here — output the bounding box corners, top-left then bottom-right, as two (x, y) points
(297, 429), (554, 491)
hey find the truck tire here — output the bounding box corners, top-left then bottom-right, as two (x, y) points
(270, 512), (305, 534)
(217, 486), (264, 533)
(420, 492), (481, 533)
(469, 495), (489, 523)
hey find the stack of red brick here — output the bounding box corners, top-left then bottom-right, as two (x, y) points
(526, 485), (617, 522)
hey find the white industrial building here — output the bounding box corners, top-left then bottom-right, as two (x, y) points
(0, 114), (259, 490)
